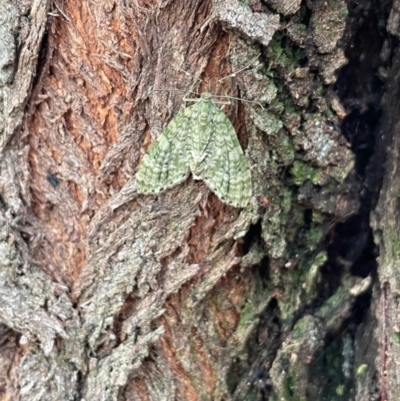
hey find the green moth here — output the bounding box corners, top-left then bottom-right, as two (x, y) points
(136, 92), (252, 208)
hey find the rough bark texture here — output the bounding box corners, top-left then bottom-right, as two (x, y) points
(371, 45), (400, 401)
(0, 0), (398, 400)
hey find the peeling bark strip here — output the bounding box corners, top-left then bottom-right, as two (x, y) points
(0, 0), (51, 154)
(214, 0), (280, 46)
(263, 0), (302, 16)
(0, 1), (18, 86)
(371, 47), (400, 401)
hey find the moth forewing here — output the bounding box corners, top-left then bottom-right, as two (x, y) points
(136, 91), (252, 208)
(136, 109), (190, 194)
(195, 102), (252, 208)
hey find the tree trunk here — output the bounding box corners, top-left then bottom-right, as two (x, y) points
(0, 0), (397, 400)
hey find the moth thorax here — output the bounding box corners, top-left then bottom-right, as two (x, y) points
(200, 92), (213, 101)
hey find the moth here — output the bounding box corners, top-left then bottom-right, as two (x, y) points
(136, 92), (252, 208)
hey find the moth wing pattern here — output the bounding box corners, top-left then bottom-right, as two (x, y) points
(193, 104), (252, 208)
(136, 108), (191, 194)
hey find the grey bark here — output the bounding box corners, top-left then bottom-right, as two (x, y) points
(0, 0), (397, 400)
(371, 49), (400, 401)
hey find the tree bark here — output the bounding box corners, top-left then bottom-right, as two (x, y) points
(0, 0), (397, 400)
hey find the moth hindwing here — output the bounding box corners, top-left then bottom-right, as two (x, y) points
(136, 92), (252, 208)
